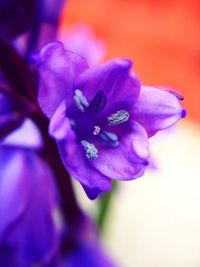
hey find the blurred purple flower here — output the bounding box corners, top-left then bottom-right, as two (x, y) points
(37, 42), (186, 199)
(59, 23), (107, 65)
(0, 119), (60, 267)
(63, 243), (115, 267)
(62, 214), (115, 267)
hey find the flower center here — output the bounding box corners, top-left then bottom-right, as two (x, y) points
(89, 90), (107, 112)
(73, 89), (130, 160)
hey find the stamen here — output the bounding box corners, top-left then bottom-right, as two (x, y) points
(107, 110), (129, 126)
(74, 89), (89, 112)
(93, 126), (101, 135)
(73, 95), (84, 112)
(81, 140), (98, 160)
(99, 131), (119, 147)
(89, 90), (107, 112)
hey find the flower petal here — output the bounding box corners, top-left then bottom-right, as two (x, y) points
(63, 243), (115, 267)
(0, 149), (30, 240)
(58, 143), (112, 199)
(49, 101), (74, 141)
(76, 59), (140, 112)
(1, 119), (43, 149)
(49, 103), (112, 199)
(59, 140), (112, 199)
(37, 41), (89, 118)
(81, 185), (105, 200)
(0, 147), (59, 266)
(91, 121), (149, 180)
(132, 85), (186, 137)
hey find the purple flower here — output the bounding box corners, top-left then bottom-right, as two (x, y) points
(0, 120), (59, 267)
(63, 243), (115, 267)
(62, 214), (115, 267)
(37, 42), (185, 199)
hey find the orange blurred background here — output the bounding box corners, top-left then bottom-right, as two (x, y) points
(60, 0), (200, 123)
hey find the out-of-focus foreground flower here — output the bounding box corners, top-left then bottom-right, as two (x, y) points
(63, 243), (115, 267)
(37, 41), (186, 199)
(0, 94), (114, 267)
(0, 105), (59, 267)
(62, 214), (115, 267)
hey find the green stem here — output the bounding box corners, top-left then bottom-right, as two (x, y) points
(97, 180), (118, 232)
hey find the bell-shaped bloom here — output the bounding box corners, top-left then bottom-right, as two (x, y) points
(59, 23), (107, 65)
(37, 42), (186, 199)
(0, 120), (59, 267)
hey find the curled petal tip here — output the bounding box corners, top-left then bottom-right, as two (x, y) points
(166, 89), (184, 101)
(143, 159), (149, 166)
(111, 58), (133, 70)
(82, 185), (103, 200)
(40, 41), (63, 55)
(120, 59), (133, 69)
(181, 109), (187, 118)
(177, 94), (184, 101)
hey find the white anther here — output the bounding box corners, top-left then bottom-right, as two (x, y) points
(73, 95), (85, 112)
(74, 89), (89, 112)
(81, 140), (98, 160)
(75, 89), (89, 107)
(107, 110), (129, 126)
(74, 89), (82, 97)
